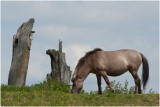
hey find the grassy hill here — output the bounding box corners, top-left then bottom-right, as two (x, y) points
(1, 80), (159, 106)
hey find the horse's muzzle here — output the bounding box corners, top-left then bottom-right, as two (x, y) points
(71, 90), (78, 94)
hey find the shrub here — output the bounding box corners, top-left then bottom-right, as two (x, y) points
(103, 80), (157, 94)
(1, 80), (71, 93)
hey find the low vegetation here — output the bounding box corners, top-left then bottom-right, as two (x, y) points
(1, 80), (159, 106)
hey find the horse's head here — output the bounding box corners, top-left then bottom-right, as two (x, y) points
(71, 76), (83, 94)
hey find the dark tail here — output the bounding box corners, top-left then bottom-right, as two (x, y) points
(140, 53), (149, 89)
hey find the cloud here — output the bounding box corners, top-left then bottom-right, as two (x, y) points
(2, 1), (158, 28)
(64, 44), (92, 71)
(36, 25), (69, 40)
(1, 55), (11, 84)
(26, 50), (50, 85)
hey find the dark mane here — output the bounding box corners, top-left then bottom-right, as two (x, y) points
(76, 48), (103, 70)
(72, 48), (103, 82)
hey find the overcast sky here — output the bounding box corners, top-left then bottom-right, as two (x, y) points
(1, 1), (159, 93)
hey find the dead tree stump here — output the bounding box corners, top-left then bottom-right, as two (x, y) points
(46, 40), (72, 85)
(8, 18), (35, 86)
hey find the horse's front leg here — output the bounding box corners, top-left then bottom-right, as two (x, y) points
(100, 71), (114, 93)
(96, 74), (102, 94)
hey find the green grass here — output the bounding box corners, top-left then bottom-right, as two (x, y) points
(1, 80), (159, 106)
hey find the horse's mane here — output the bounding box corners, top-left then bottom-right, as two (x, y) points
(71, 48), (103, 82)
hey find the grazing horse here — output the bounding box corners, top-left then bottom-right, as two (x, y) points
(71, 48), (149, 94)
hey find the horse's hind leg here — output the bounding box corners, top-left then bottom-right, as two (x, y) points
(129, 70), (141, 94)
(100, 71), (114, 93)
(96, 74), (102, 94)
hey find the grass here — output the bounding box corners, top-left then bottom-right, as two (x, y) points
(1, 80), (159, 106)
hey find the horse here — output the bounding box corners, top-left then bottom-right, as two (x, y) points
(71, 48), (149, 94)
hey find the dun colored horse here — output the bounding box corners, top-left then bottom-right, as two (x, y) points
(71, 48), (149, 94)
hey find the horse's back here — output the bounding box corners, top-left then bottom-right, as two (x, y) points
(105, 49), (142, 67)
(92, 49), (142, 76)
(117, 49), (142, 68)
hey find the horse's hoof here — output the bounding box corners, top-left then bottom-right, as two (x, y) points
(112, 90), (114, 93)
(138, 92), (142, 94)
(138, 90), (142, 94)
(98, 92), (102, 95)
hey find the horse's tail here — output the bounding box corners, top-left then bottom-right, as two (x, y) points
(140, 53), (149, 89)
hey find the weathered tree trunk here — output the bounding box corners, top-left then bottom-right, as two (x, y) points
(46, 49), (61, 82)
(46, 40), (72, 85)
(8, 18), (35, 86)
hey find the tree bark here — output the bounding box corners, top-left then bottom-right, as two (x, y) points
(46, 40), (72, 85)
(8, 18), (35, 86)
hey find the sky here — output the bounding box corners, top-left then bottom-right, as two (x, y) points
(1, 1), (159, 93)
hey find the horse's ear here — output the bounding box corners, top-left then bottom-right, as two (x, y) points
(71, 75), (77, 82)
(71, 78), (74, 82)
(72, 67), (79, 82)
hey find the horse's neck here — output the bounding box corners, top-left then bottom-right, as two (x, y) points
(78, 70), (90, 81)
